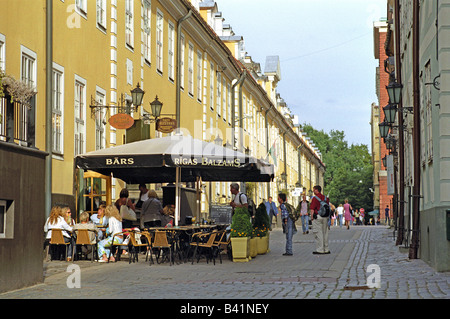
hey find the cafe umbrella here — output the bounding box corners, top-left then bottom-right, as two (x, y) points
(75, 134), (274, 225)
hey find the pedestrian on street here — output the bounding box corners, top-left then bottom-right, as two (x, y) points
(264, 196), (278, 230)
(310, 185), (330, 255)
(278, 193), (297, 256)
(296, 194), (310, 234)
(385, 205), (390, 225)
(343, 199), (353, 230)
(336, 204), (344, 228)
(229, 183), (249, 215)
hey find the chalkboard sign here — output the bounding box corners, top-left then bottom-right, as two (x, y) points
(210, 205), (232, 225)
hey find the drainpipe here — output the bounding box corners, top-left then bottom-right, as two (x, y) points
(231, 70), (247, 151)
(409, 0), (421, 259)
(265, 105), (273, 198)
(45, 0), (53, 219)
(394, 0), (406, 246)
(282, 131), (287, 190)
(176, 9), (193, 129)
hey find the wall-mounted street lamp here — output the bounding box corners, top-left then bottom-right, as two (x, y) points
(90, 83), (145, 118)
(379, 120), (390, 139)
(142, 96), (163, 124)
(386, 81), (403, 105)
(384, 134), (396, 152)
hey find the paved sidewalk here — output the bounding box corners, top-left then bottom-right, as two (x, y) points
(1, 225), (449, 299)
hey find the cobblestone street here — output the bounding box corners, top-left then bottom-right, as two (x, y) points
(1, 225), (448, 302)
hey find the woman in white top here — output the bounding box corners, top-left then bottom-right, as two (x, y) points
(97, 205), (123, 262)
(336, 204), (344, 228)
(44, 206), (74, 261)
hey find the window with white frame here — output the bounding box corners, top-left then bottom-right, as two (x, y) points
(156, 10), (163, 73)
(168, 22), (175, 80)
(76, 0), (87, 14)
(0, 199), (14, 239)
(188, 43), (194, 96)
(125, 0), (134, 48)
(52, 67), (64, 155)
(143, 0), (151, 63)
(210, 62), (214, 111)
(222, 78), (227, 121)
(95, 90), (106, 150)
(216, 72), (221, 116)
(0, 34), (5, 71)
(180, 34), (185, 89)
(196, 51), (202, 101)
(21, 52), (36, 88)
(96, 0), (107, 30)
(74, 77), (86, 156)
(227, 83), (231, 124)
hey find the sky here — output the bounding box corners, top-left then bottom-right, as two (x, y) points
(216, 0), (388, 151)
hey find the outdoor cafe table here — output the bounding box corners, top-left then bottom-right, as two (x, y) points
(146, 225), (227, 263)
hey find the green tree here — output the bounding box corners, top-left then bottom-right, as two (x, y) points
(301, 124), (374, 211)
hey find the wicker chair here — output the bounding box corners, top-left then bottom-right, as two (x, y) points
(72, 229), (97, 262)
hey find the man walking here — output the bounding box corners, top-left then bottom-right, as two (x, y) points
(296, 194), (310, 234)
(310, 185), (330, 255)
(265, 196), (278, 230)
(385, 205), (390, 225)
(278, 193), (297, 256)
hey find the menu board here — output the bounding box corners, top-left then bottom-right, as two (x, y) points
(210, 205), (232, 225)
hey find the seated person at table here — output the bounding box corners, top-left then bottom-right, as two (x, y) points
(140, 190), (163, 229)
(161, 204), (175, 227)
(73, 212), (98, 257)
(44, 206), (74, 261)
(97, 205), (123, 263)
(91, 203), (108, 239)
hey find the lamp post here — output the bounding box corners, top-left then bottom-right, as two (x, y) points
(130, 83), (145, 107)
(379, 121), (390, 139)
(150, 95), (163, 118)
(383, 104), (397, 125)
(386, 81), (403, 105)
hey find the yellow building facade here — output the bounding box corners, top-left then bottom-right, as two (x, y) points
(0, 0), (324, 218)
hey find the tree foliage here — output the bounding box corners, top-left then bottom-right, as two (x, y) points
(302, 124), (374, 211)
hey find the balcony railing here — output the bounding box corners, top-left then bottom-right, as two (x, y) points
(0, 93), (36, 148)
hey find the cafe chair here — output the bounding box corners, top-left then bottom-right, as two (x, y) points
(128, 230), (151, 264)
(212, 230), (228, 264)
(72, 229), (97, 262)
(45, 228), (71, 262)
(108, 232), (130, 263)
(140, 231), (154, 265)
(153, 230), (173, 265)
(190, 231), (218, 265)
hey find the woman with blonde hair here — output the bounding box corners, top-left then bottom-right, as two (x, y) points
(44, 206), (74, 261)
(97, 205), (123, 262)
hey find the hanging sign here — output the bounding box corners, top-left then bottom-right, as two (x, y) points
(108, 113), (135, 130)
(156, 117), (177, 133)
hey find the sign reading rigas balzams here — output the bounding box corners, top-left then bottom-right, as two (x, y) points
(173, 157), (242, 167)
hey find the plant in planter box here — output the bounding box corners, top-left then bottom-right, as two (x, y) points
(230, 207), (252, 238)
(230, 207), (253, 262)
(253, 203), (270, 237)
(253, 203), (271, 254)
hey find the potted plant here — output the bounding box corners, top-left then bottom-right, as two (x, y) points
(253, 203), (271, 254)
(249, 228), (258, 258)
(230, 207), (253, 262)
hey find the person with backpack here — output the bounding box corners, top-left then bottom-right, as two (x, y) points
(229, 183), (251, 216)
(278, 193), (297, 256)
(310, 185), (331, 255)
